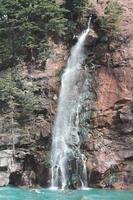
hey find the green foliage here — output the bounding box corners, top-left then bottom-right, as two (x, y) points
(0, 70), (16, 101)
(0, 0), (68, 63)
(64, 0), (86, 13)
(0, 69), (39, 115)
(99, 0), (123, 36)
(64, 0), (91, 36)
(64, 0), (90, 14)
(55, 66), (64, 84)
(43, 160), (51, 168)
(12, 70), (39, 114)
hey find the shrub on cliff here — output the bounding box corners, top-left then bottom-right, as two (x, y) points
(99, 0), (123, 36)
(0, 69), (39, 115)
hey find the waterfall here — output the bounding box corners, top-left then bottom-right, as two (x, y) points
(51, 22), (91, 190)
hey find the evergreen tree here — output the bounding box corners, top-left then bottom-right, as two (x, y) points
(0, 0), (67, 63)
(64, 0), (90, 36)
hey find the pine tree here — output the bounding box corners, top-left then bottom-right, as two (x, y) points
(0, 0), (68, 63)
(64, 0), (90, 37)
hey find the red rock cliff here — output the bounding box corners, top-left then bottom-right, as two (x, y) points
(85, 0), (133, 189)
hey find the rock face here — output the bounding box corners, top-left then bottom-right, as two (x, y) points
(0, 150), (20, 186)
(0, 0), (132, 190)
(84, 0), (133, 189)
(0, 38), (67, 187)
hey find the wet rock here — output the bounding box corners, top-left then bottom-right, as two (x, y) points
(9, 152), (51, 187)
(0, 150), (21, 186)
(112, 182), (126, 190)
(0, 150), (20, 172)
(21, 170), (36, 187)
(0, 172), (10, 186)
(70, 174), (82, 189)
(37, 164), (51, 187)
(9, 171), (22, 186)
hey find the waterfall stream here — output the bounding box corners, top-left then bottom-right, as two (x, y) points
(51, 22), (91, 190)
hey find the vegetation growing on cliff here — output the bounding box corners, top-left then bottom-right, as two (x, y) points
(0, 0), (67, 63)
(0, 0), (124, 132)
(99, 0), (123, 36)
(64, 0), (91, 36)
(0, 68), (39, 116)
(0, 0), (92, 138)
(0, 0), (94, 65)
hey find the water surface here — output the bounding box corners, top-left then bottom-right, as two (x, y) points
(0, 187), (133, 200)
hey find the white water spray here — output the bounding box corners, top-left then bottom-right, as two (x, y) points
(51, 22), (91, 189)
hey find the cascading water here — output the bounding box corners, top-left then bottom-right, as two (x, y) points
(51, 21), (91, 190)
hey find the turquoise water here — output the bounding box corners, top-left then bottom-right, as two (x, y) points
(0, 187), (132, 200)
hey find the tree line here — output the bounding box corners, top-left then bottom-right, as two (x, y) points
(0, 0), (88, 64)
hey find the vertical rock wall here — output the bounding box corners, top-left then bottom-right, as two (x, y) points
(85, 0), (133, 189)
